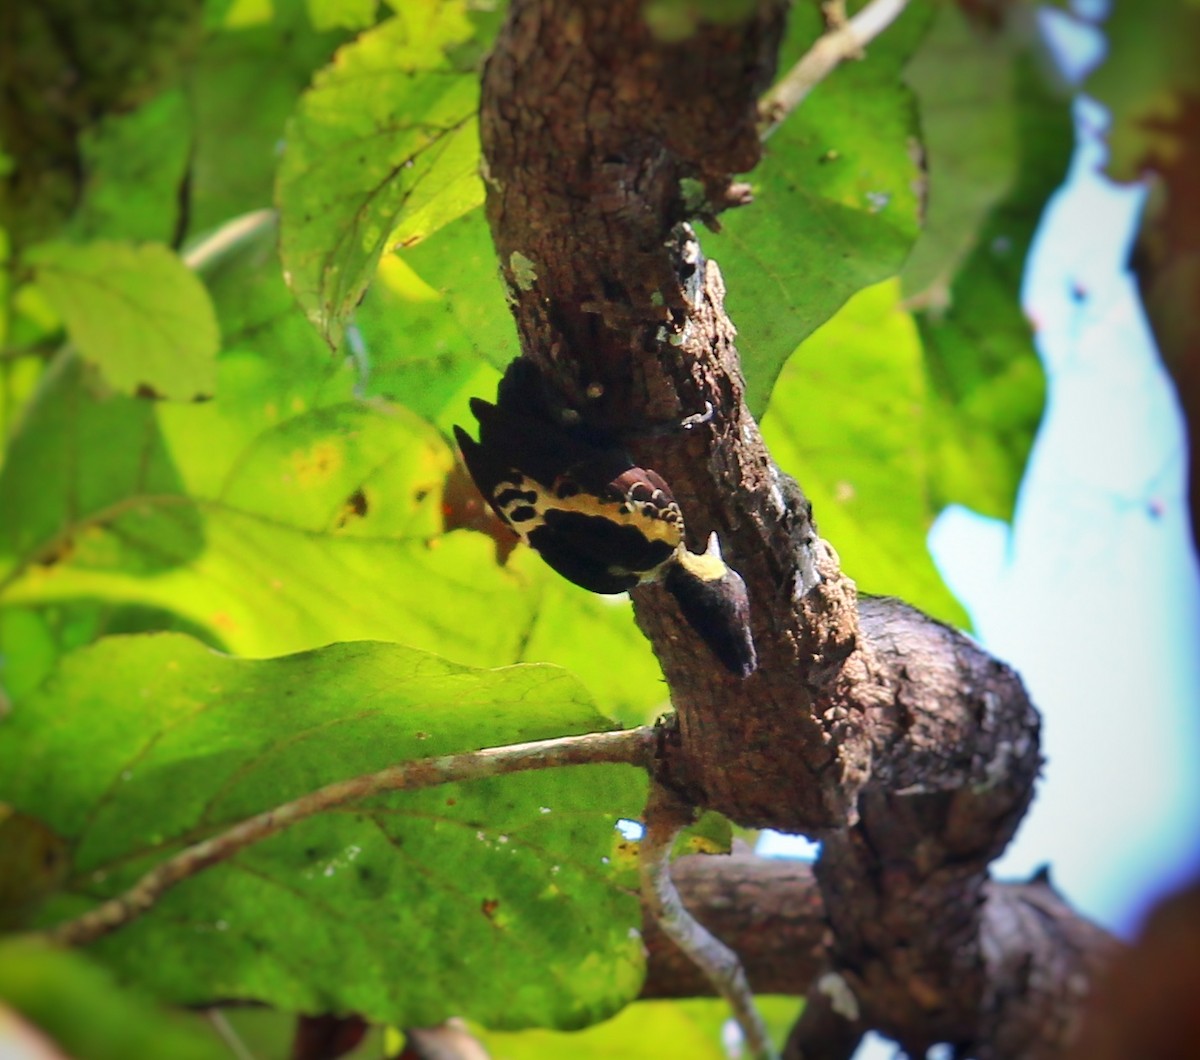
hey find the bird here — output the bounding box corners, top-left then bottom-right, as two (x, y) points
(452, 359), (757, 678)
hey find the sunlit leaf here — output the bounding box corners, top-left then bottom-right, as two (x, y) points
(277, 3), (488, 347)
(27, 242), (219, 401)
(0, 634), (647, 1029)
(478, 996), (803, 1058)
(0, 230), (664, 723)
(763, 280), (968, 626)
(714, 1), (929, 415)
(354, 233), (513, 431)
(307, 0), (379, 31)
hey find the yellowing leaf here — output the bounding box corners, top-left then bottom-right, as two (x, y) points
(277, 3), (488, 347)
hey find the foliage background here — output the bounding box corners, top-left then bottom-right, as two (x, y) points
(0, 0), (1193, 1056)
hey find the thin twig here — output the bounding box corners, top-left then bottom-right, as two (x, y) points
(206, 1009), (259, 1060)
(821, 0), (849, 32)
(640, 784), (778, 1060)
(46, 726), (656, 949)
(182, 208), (277, 272)
(758, 0), (911, 140)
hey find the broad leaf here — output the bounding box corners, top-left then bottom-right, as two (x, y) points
(184, 0), (348, 237)
(0, 939), (224, 1060)
(479, 996), (804, 1058)
(913, 56), (1071, 520)
(0, 231), (665, 725)
(308, 0), (380, 32)
(714, 1), (929, 415)
(0, 634), (647, 1029)
(27, 242), (219, 401)
(356, 209), (520, 427)
(0, 356), (198, 569)
(67, 90), (193, 245)
(899, 5), (1018, 307)
(762, 280), (968, 626)
(277, 3), (488, 347)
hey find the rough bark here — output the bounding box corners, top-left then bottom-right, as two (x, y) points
(478, 1), (1117, 1054)
(483, 0), (861, 836)
(641, 856), (1118, 1047)
(641, 853), (826, 1000)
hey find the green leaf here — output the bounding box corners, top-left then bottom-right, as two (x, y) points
(0, 349), (44, 481)
(27, 242), (219, 400)
(0, 608), (62, 704)
(0, 0), (202, 248)
(198, 212), (354, 411)
(762, 280), (968, 626)
(0, 601), (222, 707)
(0, 939), (226, 1060)
(478, 996), (804, 1058)
(378, 206), (521, 377)
(672, 810), (732, 858)
(67, 90), (192, 245)
(0, 245), (664, 723)
(0, 634), (647, 1029)
(0, 355), (199, 570)
(714, 1), (929, 415)
(913, 56), (1071, 520)
(354, 233), (515, 431)
(899, 5), (1019, 307)
(307, 0), (379, 32)
(277, 4), (488, 347)
(513, 564), (668, 729)
(184, 3), (348, 236)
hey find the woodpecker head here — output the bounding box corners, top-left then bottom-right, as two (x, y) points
(453, 359), (757, 678)
(662, 533), (757, 678)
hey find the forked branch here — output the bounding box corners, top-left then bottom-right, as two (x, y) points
(640, 784), (778, 1060)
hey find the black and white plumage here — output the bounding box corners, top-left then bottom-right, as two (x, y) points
(453, 360), (757, 678)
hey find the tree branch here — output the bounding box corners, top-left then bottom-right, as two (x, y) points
(44, 727), (656, 949)
(182, 208), (276, 273)
(640, 786), (776, 1060)
(641, 853), (826, 999)
(641, 854), (1118, 1051)
(759, 0), (912, 139)
(478, 0), (1117, 1053)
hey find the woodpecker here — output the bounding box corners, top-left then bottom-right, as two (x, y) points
(453, 360), (757, 678)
